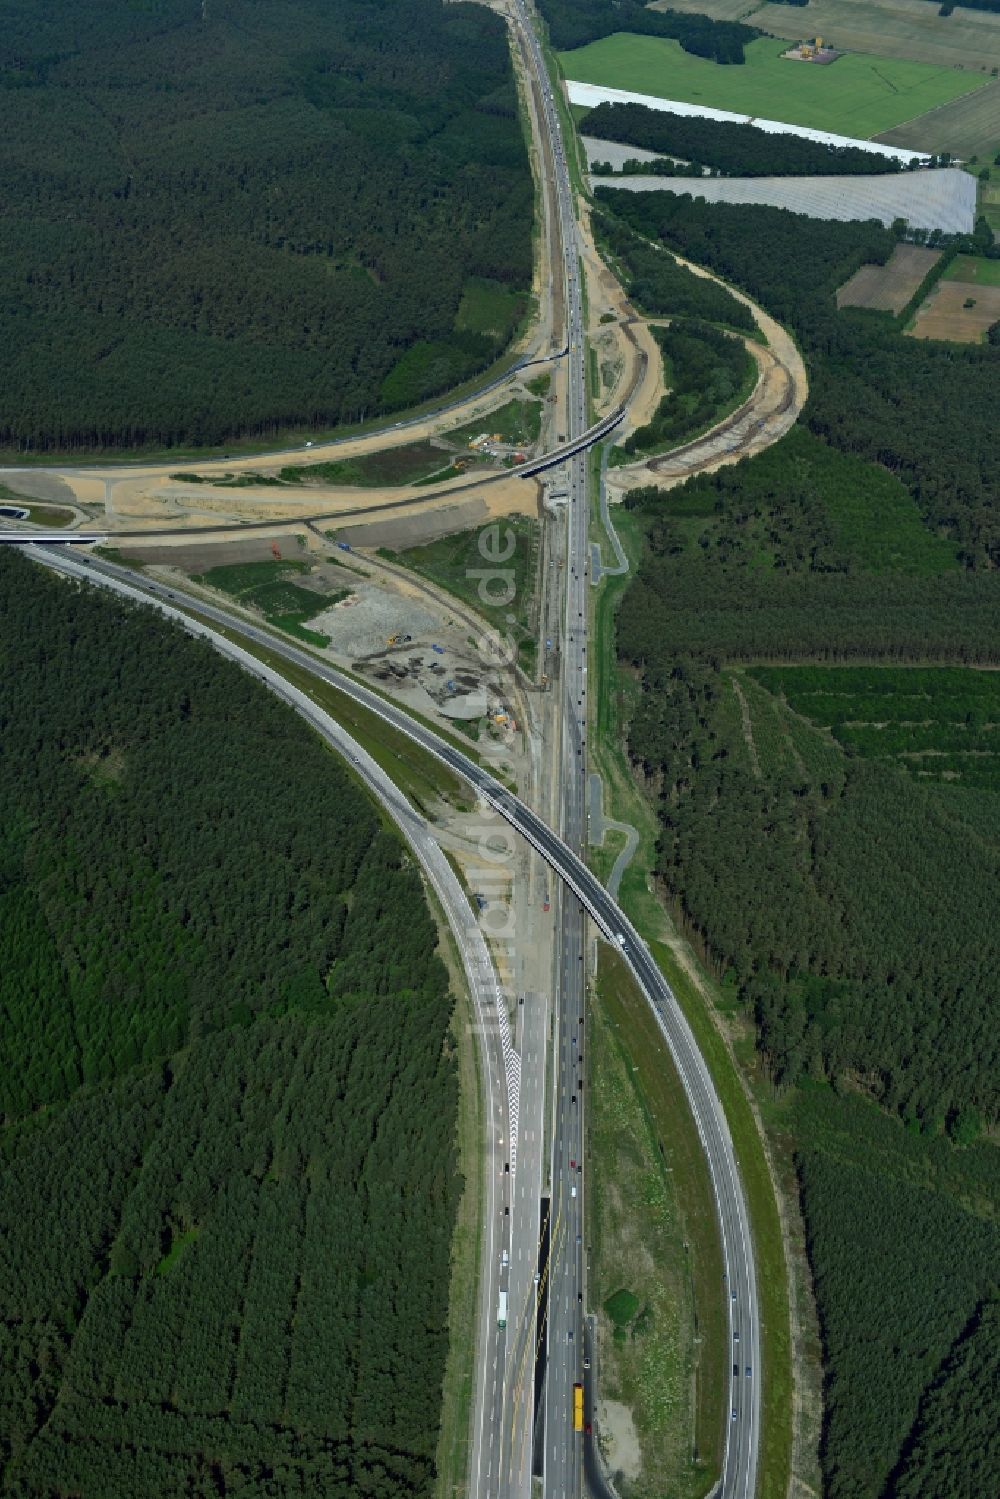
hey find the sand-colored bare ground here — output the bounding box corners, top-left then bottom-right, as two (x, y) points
(606, 251), (807, 498)
(837, 243), (940, 313)
(39, 464), (537, 536)
(578, 202), (667, 434)
(909, 278), (1000, 341)
(597, 1398), (642, 1483)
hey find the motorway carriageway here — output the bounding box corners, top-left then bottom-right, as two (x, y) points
(33, 542), (760, 1499)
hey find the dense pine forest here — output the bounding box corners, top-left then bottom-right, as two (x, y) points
(582, 103), (909, 177)
(537, 0), (758, 61)
(0, 552), (460, 1496)
(596, 213), (754, 328)
(603, 182), (1000, 1497)
(599, 189), (1000, 565)
(617, 319), (753, 458)
(0, 0), (532, 453)
(792, 1092), (998, 1499)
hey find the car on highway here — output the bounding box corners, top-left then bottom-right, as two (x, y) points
(571, 1185), (577, 1198)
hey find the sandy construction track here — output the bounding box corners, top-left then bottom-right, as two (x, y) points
(605, 251), (808, 498)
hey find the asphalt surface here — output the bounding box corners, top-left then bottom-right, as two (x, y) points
(25, 6), (762, 1488)
(35, 461), (759, 1499)
(27, 543), (515, 1497)
(509, 6), (760, 1495)
(512, 2), (592, 1491)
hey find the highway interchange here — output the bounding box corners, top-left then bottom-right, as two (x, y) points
(32, 500), (759, 1499)
(18, 3), (762, 1494)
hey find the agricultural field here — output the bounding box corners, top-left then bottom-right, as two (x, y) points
(750, 0), (1000, 74)
(909, 272), (1000, 342)
(980, 173), (1000, 232)
(943, 253), (1000, 287)
(584, 137), (671, 170)
(647, 0), (755, 20)
(750, 664), (1000, 791)
(600, 166), (975, 233)
(837, 243), (940, 312)
(876, 78), (1000, 159)
(559, 34), (987, 138)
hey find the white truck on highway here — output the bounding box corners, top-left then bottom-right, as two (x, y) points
(498, 1290), (508, 1329)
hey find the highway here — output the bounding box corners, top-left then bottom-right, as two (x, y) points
(34, 526), (759, 1498)
(27, 543), (518, 1497)
(508, 3), (591, 1494)
(503, 4), (760, 1494)
(18, 6), (762, 1491)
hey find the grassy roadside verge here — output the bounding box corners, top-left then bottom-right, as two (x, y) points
(587, 493), (792, 1499)
(0, 486), (76, 527)
(541, 43), (589, 203)
(589, 948), (723, 1497)
(261, 660), (466, 815)
(652, 941), (792, 1499)
(384, 516), (540, 676)
(434, 921), (485, 1499)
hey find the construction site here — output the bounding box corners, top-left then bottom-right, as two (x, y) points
(783, 37), (843, 65)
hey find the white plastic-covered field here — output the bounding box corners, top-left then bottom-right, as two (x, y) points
(582, 136), (672, 170)
(593, 167), (976, 234)
(567, 81), (931, 162)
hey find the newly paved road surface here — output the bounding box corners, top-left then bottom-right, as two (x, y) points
(35, 524), (760, 1499)
(28, 544), (515, 1499)
(23, 9), (762, 1485)
(502, 5), (597, 1493)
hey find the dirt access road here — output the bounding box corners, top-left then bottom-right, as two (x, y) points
(604, 250), (808, 498)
